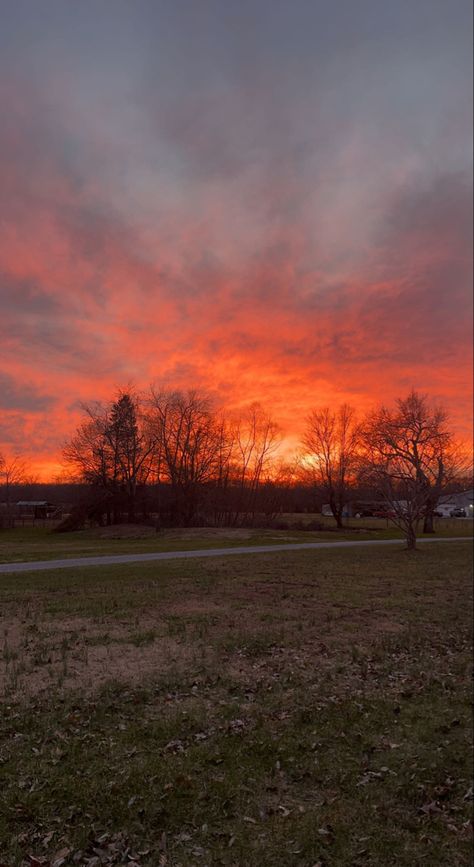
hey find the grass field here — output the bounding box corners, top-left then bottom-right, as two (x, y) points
(0, 541), (472, 866)
(0, 515), (472, 564)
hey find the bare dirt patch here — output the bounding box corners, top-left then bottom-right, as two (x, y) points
(1, 613), (219, 698)
(97, 524), (158, 539)
(161, 526), (257, 540)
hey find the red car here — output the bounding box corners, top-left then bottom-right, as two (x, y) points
(373, 509), (397, 519)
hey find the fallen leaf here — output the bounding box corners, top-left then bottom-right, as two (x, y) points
(52, 849), (70, 867)
(420, 801), (442, 815)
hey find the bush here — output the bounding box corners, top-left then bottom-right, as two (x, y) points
(305, 520), (325, 531)
(53, 508), (86, 532)
(0, 513), (15, 530)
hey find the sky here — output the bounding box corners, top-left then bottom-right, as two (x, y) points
(0, 0), (472, 479)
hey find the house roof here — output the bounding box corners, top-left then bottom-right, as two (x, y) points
(439, 489), (473, 505)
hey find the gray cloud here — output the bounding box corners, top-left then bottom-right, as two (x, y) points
(0, 372), (56, 412)
(0, 0), (471, 458)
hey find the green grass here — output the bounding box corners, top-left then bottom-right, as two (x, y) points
(0, 542), (472, 865)
(0, 516), (472, 564)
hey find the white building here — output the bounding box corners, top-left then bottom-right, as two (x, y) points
(437, 489), (473, 518)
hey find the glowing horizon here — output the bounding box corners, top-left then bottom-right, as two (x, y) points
(1, 1), (472, 482)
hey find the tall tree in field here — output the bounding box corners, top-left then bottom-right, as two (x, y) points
(63, 390), (156, 523)
(420, 439), (470, 534)
(361, 390), (454, 549)
(63, 407), (115, 492)
(302, 404), (360, 528)
(104, 392), (157, 521)
(0, 453), (33, 517)
(149, 389), (222, 524)
(232, 403), (281, 524)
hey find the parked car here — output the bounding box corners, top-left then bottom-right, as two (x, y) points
(450, 508), (466, 518)
(432, 509), (443, 517)
(373, 509), (397, 519)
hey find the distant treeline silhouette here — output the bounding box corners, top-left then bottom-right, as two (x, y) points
(1, 387), (470, 549)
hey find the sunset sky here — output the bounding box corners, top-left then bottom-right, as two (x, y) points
(1, 0), (472, 479)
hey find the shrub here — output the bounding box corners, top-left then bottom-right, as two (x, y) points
(305, 520), (325, 531)
(53, 506), (87, 532)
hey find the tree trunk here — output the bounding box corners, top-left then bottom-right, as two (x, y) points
(406, 523), (417, 550)
(423, 511), (435, 534)
(330, 496), (344, 528)
(127, 488), (136, 523)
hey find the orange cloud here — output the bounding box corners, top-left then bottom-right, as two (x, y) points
(0, 78), (472, 480)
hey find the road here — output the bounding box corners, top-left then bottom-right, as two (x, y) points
(0, 536), (470, 574)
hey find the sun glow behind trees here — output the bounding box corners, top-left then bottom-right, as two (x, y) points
(47, 385), (472, 548)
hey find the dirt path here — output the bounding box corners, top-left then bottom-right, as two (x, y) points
(0, 536), (470, 573)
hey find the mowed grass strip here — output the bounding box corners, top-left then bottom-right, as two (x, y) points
(0, 542), (472, 866)
(0, 517), (472, 564)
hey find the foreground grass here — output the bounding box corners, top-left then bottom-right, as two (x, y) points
(0, 516), (472, 564)
(0, 542), (472, 865)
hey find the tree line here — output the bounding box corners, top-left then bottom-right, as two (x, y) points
(62, 390), (283, 530)
(1, 387), (470, 548)
(58, 386), (469, 549)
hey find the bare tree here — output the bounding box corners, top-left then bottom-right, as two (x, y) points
(63, 409), (113, 489)
(207, 413), (236, 526)
(231, 403), (281, 525)
(302, 404), (360, 528)
(149, 389), (222, 524)
(105, 391), (156, 521)
(0, 453), (34, 526)
(421, 441), (470, 533)
(361, 390), (454, 549)
(63, 390), (156, 523)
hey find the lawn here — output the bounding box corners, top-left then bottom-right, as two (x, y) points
(0, 542), (472, 866)
(0, 516), (472, 564)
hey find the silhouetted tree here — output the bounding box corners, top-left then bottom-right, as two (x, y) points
(0, 454), (35, 525)
(105, 392), (156, 521)
(231, 403), (281, 525)
(361, 390), (454, 549)
(63, 390), (156, 523)
(149, 389), (222, 524)
(302, 404), (360, 528)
